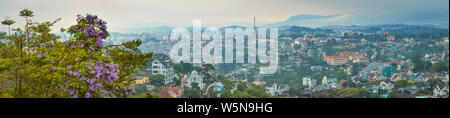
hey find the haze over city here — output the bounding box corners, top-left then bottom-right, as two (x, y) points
(0, 0), (449, 32)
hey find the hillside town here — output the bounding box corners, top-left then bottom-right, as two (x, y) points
(104, 24), (450, 98)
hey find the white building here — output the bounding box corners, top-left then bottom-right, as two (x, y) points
(146, 54), (176, 85)
(433, 84), (449, 98)
(303, 77), (316, 88)
(322, 76), (328, 86)
(379, 81), (394, 93)
(265, 83), (289, 96)
(185, 70), (205, 90)
(134, 76), (149, 84)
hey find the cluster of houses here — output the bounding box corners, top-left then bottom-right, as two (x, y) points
(302, 76), (341, 92)
(133, 53), (228, 98)
(350, 60), (449, 98)
(127, 32), (449, 98)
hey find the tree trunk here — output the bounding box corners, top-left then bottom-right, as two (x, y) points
(8, 25), (10, 36)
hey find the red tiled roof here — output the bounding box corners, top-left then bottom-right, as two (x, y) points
(359, 57), (369, 60)
(380, 62), (400, 65)
(158, 88), (168, 98)
(340, 51), (365, 56)
(167, 87), (183, 94)
(325, 56), (347, 59)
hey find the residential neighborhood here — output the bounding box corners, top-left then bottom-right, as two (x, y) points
(124, 24), (449, 98)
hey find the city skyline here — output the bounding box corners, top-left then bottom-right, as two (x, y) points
(0, 0), (449, 33)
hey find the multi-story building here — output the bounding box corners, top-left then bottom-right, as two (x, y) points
(146, 54), (176, 85)
(324, 56), (348, 65)
(185, 70), (205, 90)
(265, 83), (289, 96)
(340, 51), (366, 61)
(353, 57), (369, 63)
(302, 77), (316, 88)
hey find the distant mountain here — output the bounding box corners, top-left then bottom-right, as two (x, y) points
(112, 25), (174, 33)
(148, 25), (174, 33)
(390, 11), (449, 28)
(267, 11), (449, 28)
(266, 14), (343, 27)
(321, 24), (449, 34)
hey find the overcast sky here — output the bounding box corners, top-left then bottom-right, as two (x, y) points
(0, 0), (448, 32)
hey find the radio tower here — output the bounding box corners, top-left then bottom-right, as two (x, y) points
(253, 16), (256, 30)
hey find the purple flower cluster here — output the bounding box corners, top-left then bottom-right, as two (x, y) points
(65, 60), (133, 98)
(37, 51), (49, 60)
(69, 14), (108, 52)
(62, 14), (135, 98)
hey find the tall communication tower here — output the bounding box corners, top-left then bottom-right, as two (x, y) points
(253, 16), (256, 30)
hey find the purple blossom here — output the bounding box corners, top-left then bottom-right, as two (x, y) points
(73, 94), (78, 98)
(96, 72), (102, 79)
(43, 52), (48, 56)
(65, 41), (70, 46)
(90, 78), (96, 84)
(37, 51), (42, 59)
(70, 89), (74, 95)
(88, 25), (93, 31)
(96, 40), (103, 48)
(42, 44), (46, 47)
(95, 83), (102, 88)
(89, 46), (95, 52)
(89, 84), (95, 91)
(87, 64), (92, 70)
(73, 71), (80, 77)
(66, 66), (72, 70)
(85, 92), (91, 98)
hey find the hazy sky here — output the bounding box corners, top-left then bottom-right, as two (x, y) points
(0, 0), (448, 32)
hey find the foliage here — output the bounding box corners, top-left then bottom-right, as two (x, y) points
(342, 81), (356, 88)
(432, 61), (449, 72)
(0, 9), (151, 98)
(336, 88), (369, 98)
(149, 74), (165, 86)
(411, 54), (432, 72)
(173, 62), (193, 74)
(395, 80), (409, 88)
(184, 87), (201, 98)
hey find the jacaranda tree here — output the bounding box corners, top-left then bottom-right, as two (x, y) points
(0, 9), (152, 98)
